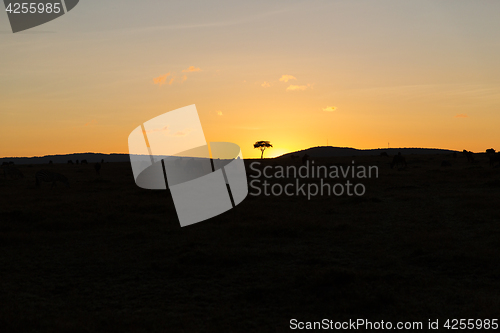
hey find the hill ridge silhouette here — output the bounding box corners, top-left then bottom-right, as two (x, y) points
(1, 147), (463, 164)
(0, 153), (129, 165)
(278, 146), (460, 158)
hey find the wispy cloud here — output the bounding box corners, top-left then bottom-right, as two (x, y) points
(146, 126), (193, 137)
(153, 66), (203, 87)
(279, 75), (297, 83)
(145, 126), (169, 134)
(286, 84), (311, 91)
(231, 126), (261, 130)
(261, 81), (271, 88)
(455, 114), (468, 118)
(84, 120), (97, 127)
(153, 73), (171, 86)
(126, 4), (309, 34)
(217, 110), (223, 116)
(322, 106), (337, 112)
(172, 128), (193, 137)
(182, 66), (201, 73)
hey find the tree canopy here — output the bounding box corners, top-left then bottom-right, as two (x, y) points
(254, 141), (273, 159)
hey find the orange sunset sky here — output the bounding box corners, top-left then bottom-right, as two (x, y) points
(1, 0), (500, 159)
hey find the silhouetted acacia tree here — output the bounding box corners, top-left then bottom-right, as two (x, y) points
(254, 141), (273, 159)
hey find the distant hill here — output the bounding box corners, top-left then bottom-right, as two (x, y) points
(278, 146), (460, 158)
(1, 147), (462, 165)
(0, 153), (130, 165)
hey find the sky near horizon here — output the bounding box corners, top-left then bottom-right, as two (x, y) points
(1, 0), (500, 158)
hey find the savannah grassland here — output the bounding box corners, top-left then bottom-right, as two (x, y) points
(0, 153), (499, 332)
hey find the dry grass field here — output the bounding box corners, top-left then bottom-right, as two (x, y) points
(1, 153), (500, 332)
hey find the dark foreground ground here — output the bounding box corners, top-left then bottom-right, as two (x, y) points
(1, 154), (499, 332)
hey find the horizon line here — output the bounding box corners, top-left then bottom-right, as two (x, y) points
(0, 145), (476, 160)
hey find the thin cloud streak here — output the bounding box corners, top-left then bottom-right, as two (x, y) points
(121, 3), (313, 34)
(231, 126), (261, 130)
(145, 126), (169, 134)
(279, 75), (297, 83)
(182, 66), (201, 73)
(323, 106), (337, 112)
(153, 73), (171, 86)
(286, 84), (311, 91)
(172, 128), (193, 137)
